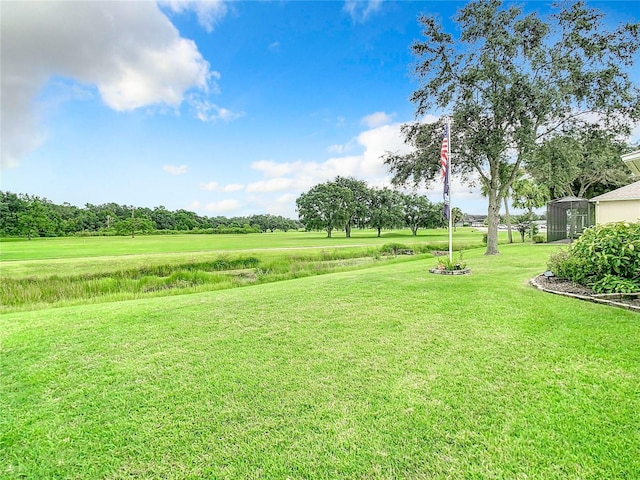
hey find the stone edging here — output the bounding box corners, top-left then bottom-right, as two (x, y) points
(429, 268), (471, 275)
(530, 275), (640, 312)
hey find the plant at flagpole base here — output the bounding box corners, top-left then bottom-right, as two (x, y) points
(430, 250), (470, 275)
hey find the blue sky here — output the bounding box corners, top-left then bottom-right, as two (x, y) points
(2, 1), (639, 219)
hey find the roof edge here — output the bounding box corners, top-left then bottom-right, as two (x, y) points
(621, 149), (640, 162)
(622, 149), (640, 176)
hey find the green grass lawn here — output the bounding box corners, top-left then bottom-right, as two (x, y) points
(0, 229), (488, 311)
(0, 228), (487, 262)
(1, 243), (638, 479)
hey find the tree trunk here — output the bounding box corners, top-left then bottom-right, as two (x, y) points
(377, 227), (381, 237)
(528, 207), (534, 239)
(345, 222), (351, 238)
(485, 189), (500, 255)
(411, 225), (418, 236)
(326, 227), (332, 238)
(503, 196), (513, 244)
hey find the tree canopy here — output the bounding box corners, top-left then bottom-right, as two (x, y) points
(528, 126), (634, 199)
(368, 187), (404, 237)
(384, 0), (640, 254)
(0, 191), (301, 238)
(296, 181), (352, 238)
(295, 177), (446, 237)
(511, 177), (549, 239)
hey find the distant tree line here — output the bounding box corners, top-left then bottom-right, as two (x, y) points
(0, 191), (301, 239)
(296, 176), (462, 238)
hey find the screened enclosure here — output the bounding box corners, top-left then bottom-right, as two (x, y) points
(546, 197), (594, 242)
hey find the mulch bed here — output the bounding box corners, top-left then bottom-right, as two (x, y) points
(531, 274), (640, 312)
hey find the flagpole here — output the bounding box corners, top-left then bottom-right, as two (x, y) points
(447, 119), (453, 263)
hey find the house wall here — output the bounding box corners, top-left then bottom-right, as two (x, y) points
(595, 200), (640, 224)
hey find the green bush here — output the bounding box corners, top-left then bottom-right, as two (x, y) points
(547, 222), (640, 292)
(547, 250), (587, 284)
(590, 274), (640, 294)
(436, 251), (467, 271)
(532, 234), (546, 244)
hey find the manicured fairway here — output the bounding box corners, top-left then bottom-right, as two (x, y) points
(0, 229), (487, 312)
(1, 244), (638, 479)
(0, 228), (482, 284)
(0, 228), (486, 262)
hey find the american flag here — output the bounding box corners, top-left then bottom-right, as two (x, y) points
(440, 123), (449, 194)
(440, 124), (450, 219)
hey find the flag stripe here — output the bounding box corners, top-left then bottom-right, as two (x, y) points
(440, 123), (450, 220)
(440, 125), (448, 181)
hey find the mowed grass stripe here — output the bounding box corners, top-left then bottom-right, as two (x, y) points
(0, 231), (323, 261)
(0, 229), (487, 262)
(1, 244), (638, 479)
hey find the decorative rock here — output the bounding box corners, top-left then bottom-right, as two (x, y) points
(429, 267), (471, 275)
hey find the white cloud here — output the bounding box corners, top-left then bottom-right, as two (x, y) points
(276, 193), (298, 204)
(0, 91), (47, 168)
(190, 97), (244, 122)
(222, 183), (245, 192)
(189, 113), (487, 219)
(161, 0), (228, 32)
(251, 160), (298, 178)
(241, 116), (491, 218)
(421, 176), (483, 201)
(203, 199), (242, 214)
(356, 124), (409, 178)
(193, 115), (487, 219)
(247, 193), (298, 217)
(221, 123), (408, 218)
(0, 1), (221, 168)
(270, 194), (299, 216)
(246, 123), (412, 197)
(163, 164), (188, 175)
(328, 144), (347, 154)
(328, 137), (357, 154)
(246, 178), (298, 193)
(199, 181), (219, 191)
(199, 181), (245, 192)
(361, 111), (394, 128)
(343, 0), (383, 22)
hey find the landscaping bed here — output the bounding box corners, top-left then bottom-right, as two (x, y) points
(531, 274), (640, 311)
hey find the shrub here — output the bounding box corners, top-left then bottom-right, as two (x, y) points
(514, 221), (539, 242)
(548, 249), (590, 284)
(547, 222), (640, 291)
(532, 234), (546, 244)
(590, 274), (640, 294)
(436, 250), (467, 271)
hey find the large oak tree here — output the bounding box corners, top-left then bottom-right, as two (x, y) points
(384, 0), (640, 254)
(295, 181), (352, 238)
(528, 126), (634, 199)
(368, 187), (403, 237)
